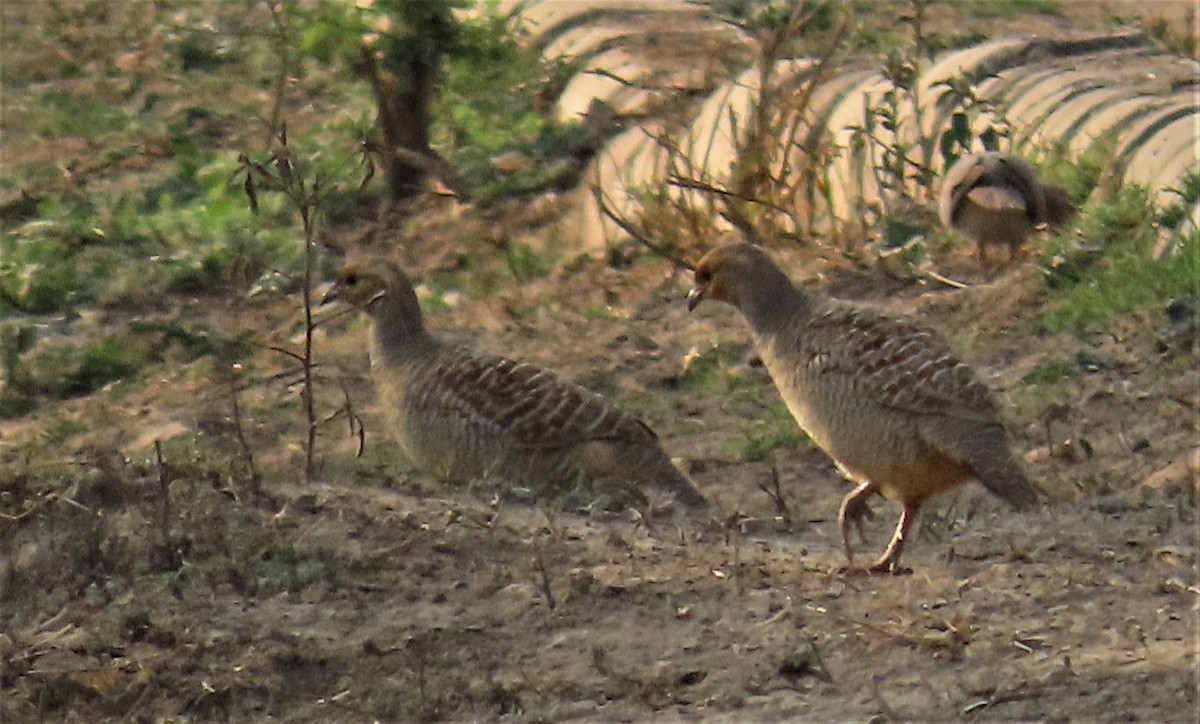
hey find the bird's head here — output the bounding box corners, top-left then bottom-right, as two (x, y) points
(686, 242), (779, 312)
(1041, 184), (1077, 227)
(322, 261), (387, 308)
(321, 259), (423, 325)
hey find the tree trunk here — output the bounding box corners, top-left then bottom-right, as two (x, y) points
(376, 53), (435, 200)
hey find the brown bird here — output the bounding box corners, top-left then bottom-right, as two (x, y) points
(321, 259), (706, 508)
(687, 243), (1039, 573)
(939, 151), (1075, 264)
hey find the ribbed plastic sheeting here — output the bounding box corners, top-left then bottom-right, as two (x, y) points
(496, 1), (1199, 250)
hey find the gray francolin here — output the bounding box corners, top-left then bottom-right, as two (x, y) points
(321, 259), (706, 508)
(687, 243), (1039, 573)
(940, 151), (1075, 264)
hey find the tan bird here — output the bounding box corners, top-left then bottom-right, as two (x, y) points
(321, 259), (706, 508)
(687, 243), (1039, 573)
(940, 151), (1075, 264)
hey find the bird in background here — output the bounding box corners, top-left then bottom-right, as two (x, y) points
(940, 151), (1076, 264)
(320, 258), (707, 510)
(686, 242), (1040, 573)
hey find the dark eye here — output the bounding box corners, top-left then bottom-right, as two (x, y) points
(695, 268), (711, 284)
(344, 273), (358, 286)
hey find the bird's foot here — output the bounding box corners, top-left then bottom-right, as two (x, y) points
(867, 554), (912, 576)
(842, 495), (875, 544)
(835, 565), (868, 577)
(834, 558), (912, 577)
(838, 483), (880, 574)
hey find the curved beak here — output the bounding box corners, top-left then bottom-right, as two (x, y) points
(686, 286), (705, 312)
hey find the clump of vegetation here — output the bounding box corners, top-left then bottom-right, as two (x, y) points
(1035, 134), (1114, 204)
(299, 0), (585, 202)
(739, 398), (803, 462)
(964, 0), (1062, 19)
(0, 311), (253, 420)
(675, 343), (754, 395)
(672, 344), (801, 461)
(601, 0), (1023, 272)
(1021, 357), (1080, 386)
(1158, 170), (1200, 232)
(0, 0), (327, 319)
(1, 0), (577, 424)
(0, 328), (152, 417)
(434, 5), (586, 200)
(1038, 183), (1199, 333)
(1151, 21), (1199, 57)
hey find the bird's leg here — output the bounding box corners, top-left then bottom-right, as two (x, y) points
(848, 493), (875, 543)
(837, 481), (877, 567)
(869, 499), (922, 575)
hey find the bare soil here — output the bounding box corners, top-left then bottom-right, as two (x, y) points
(2, 203), (1197, 721)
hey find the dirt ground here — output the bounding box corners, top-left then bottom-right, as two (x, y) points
(2, 1), (1198, 722)
(2, 198), (1197, 721)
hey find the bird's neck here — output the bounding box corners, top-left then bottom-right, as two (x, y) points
(366, 293), (437, 365)
(737, 268), (814, 335)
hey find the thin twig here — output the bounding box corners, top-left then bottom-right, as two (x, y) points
(667, 175), (794, 216)
(533, 555), (556, 610)
(591, 185), (694, 269)
(299, 192), (319, 482)
(857, 128), (929, 176)
(269, 345), (307, 365)
(922, 268), (970, 289)
(756, 465), (792, 521)
(584, 67), (639, 87)
(229, 367), (261, 498)
(337, 378), (367, 457)
(154, 440), (172, 554)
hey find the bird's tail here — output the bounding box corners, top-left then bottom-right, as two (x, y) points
(1040, 184), (1077, 227)
(924, 420), (1041, 510)
(578, 441), (707, 508)
(653, 459), (708, 508)
(975, 448), (1041, 511)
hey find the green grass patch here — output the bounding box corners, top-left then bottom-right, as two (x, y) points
(0, 154), (307, 315)
(1037, 134), (1114, 204)
(349, 446), (413, 489)
(445, 243), (560, 306)
(1042, 231), (1199, 332)
(1020, 350), (1112, 386)
(17, 334), (152, 401)
(740, 401), (803, 462)
(1021, 357), (1078, 385)
(0, 330), (152, 418)
(433, 6), (586, 200)
(964, 0), (1061, 18)
(672, 344), (804, 460)
(503, 242), (555, 281)
(0, 319), (251, 419)
(1159, 170), (1200, 231)
(675, 343), (754, 395)
(30, 90), (132, 137)
(1039, 183), (1199, 333)
(42, 417), (90, 445)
